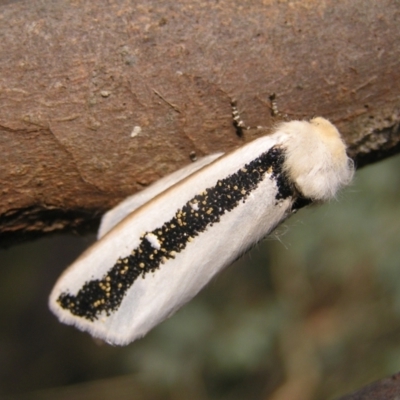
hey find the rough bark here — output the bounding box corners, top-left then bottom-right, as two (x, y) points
(337, 372), (400, 400)
(0, 0), (399, 245)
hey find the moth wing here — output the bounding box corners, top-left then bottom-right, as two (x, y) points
(98, 153), (223, 238)
(49, 134), (294, 346)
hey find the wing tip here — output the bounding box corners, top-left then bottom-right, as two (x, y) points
(49, 295), (142, 346)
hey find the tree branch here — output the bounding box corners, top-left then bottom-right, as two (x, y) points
(338, 372), (400, 400)
(1, 0), (399, 245)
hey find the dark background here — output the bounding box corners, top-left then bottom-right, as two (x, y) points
(1, 155), (400, 400)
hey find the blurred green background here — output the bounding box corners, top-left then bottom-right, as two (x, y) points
(1, 154), (400, 400)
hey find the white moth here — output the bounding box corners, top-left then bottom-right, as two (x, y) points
(49, 117), (354, 346)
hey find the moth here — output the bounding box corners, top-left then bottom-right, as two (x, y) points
(49, 117), (354, 345)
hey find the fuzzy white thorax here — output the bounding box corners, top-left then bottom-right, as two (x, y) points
(280, 117), (354, 201)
